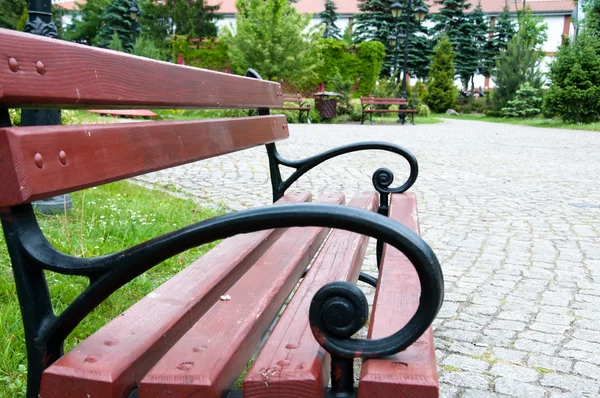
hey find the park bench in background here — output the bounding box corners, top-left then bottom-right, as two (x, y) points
(275, 93), (312, 123)
(0, 28), (443, 398)
(361, 97), (417, 126)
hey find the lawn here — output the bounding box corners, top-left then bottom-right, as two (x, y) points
(436, 113), (600, 131)
(0, 181), (222, 397)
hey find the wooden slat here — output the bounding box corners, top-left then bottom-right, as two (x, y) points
(358, 193), (439, 398)
(243, 192), (378, 398)
(362, 109), (416, 113)
(0, 115), (288, 208)
(40, 192), (312, 398)
(361, 98), (408, 105)
(138, 193), (345, 398)
(0, 29), (283, 109)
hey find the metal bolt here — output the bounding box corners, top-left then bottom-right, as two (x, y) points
(35, 60), (46, 75)
(58, 150), (67, 165)
(34, 153), (44, 168)
(8, 57), (19, 73)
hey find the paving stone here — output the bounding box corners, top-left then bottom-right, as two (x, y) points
(573, 361), (600, 380)
(462, 389), (508, 398)
(514, 339), (557, 355)
(491, 347), (527, 364)
(439, 371), (491, 389)
(528, 354), (573, 372)
(494, 377), (547, 397)
(541, 373), (600, 395)
(442, 354), (489, 372)
(489, 363), (539, 382)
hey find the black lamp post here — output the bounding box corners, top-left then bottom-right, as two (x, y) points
(24, 0), (73, 214)
(390, 0), (428, 124)
(129, 0), (141, 46)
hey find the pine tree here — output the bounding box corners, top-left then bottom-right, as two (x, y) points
(469, 1), (488, 87)
(96, 0), (136, 53)
(64, 0), (111, 45)
(407, 13), (433, 80)
(225, 0), (323, 88)
(0, 0), (27, 29)
(432, 0), (478, 87)
(492, 29), (543, 111)
(353, 0), (395, 74)
(169, 0), (221, 38)
(425, 35), (457, 113)
(320, 0), (341, 39)
(493, 4), (515, 51)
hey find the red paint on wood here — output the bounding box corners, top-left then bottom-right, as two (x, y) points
(243, 192), (378, 398)
(138, 193), (345, 398)
(358, 193), (439, 398)
(562, 15), (571, 36)
(361, 98), (409, 105)
(87, 110), (157, 118)
(40, 192), (311, 398)
(0, 116), (288, 208)
(0, 29), (283, 109)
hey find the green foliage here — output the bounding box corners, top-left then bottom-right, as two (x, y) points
(169, 0), (221, 38)
(355, 41), (386, 96)
(470, 2), (489, 85)
(8, 109), (21, 126)
(170, 35), (229, 70)
(16, 7), (28, 31)
(331, 72), (354, 118)
(583, 0), (600, 33)
(416, 103), (431, 117)
(482, 5), (515, 78)
(501, 83), (542, 118)
(133, 35), (165, 60)
(516, 6), (548, 52)
(96, 0), (136, 52)
(425, 35), (458, 113)
(432, 0), (477, 87)
(109, 31), (124, 51)
(320, 0), (341, 39)
(408, 79), (427, 107)
(64, 0), (111, 45)
(0, 0), (26, 29)
(224, 0), (323, 89)
(342, 23), (354, 45)
(543, 34), (600, 123)
(492, 28), (543, 111)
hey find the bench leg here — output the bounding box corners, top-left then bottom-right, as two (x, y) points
(370, 112), (373, 126)
(360, 112), (365, 125)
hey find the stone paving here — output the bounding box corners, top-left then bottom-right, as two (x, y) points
(137, 119), (600, 397)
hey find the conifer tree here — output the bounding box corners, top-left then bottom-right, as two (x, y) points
(353, 0), (395, 73)
(320, 0), (341, 39)
(469, 1), (489, 86)
(494, 4), (515, 50)
(96, 0), (136, 52)
(425, 35), (457, 113)
(432, 0), (478, 87)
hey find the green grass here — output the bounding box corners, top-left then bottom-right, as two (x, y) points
(435, 113), (600, 131)
(0, 181), (222, 397)
(365, 115), (444, 125)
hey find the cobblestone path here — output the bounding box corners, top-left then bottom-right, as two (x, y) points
(137, 119), (600, 397)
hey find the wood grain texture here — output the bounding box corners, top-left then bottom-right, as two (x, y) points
(243, 192), (378, 398)
(361, 98), (409, 105)
(358, 193), (439, 398)
(0, 115), (288, 208)
(0, 29), (283, 109)
(138, 193), (345, 398)
(39, 192), (311, 398)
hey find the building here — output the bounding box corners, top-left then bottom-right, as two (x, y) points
(56, 0), (577, 88)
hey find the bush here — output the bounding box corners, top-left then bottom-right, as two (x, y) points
(502, 83), (542, 118)
(543, 34), (600, 123)
(331, 72), (354, 119)
(425, 35), (458, 113)
(8, 109), (21, 126)
(416, 103), (430, 117)
(133, 36), (166, 61)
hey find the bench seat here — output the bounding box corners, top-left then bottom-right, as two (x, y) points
(360, 97), (416, 126)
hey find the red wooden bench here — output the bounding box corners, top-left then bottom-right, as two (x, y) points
(275, 93), (311, 123)
(0, 28), (443, 398)
(360, 97), (417, 126)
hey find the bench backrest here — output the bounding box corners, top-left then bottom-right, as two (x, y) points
(361, 97), (408, 106)
(0, 29), (287, 209)
(282, 93), (303, 103)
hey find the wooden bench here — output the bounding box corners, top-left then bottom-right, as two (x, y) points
(360, 97), (417, 126)
(0, 28), (444, 398)
(275, 93), (311, 123)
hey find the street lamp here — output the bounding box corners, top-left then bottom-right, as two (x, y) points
(129, 0), (141, 46)
(390, 0), (428, 124)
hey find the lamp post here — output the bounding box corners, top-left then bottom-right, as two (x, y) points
(390, 0), (428, 124)
(129, 0), (141, 46)
(24, 0), (73, 214)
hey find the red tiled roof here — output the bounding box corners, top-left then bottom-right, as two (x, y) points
(57, 0), (574, 15)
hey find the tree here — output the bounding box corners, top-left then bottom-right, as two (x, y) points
(543, 34), (600, 123)
(225, 0), (323, 89)
(491, 29), (543, 111)
(96, 0), (136, 52)
(0, 0), (27, 30)
(169, 0), (221, 38)
(320, 0), (341, 39)
(65, 0), (111, 45)
(425, 35), (457, 113)
(109, 31), (124, 51)
(502, 82), (542, 118)
(353, 0), (395, 74)
(515, 6), (547, 53)
(432, 0), (478, 88)
(341, 22), (354, 44)
(469, 1), (489, 87)
(481, 4), (514, 78)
